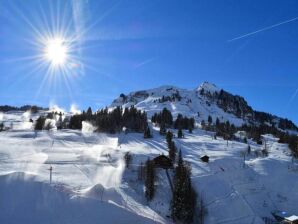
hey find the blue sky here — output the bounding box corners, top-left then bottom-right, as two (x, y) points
(0, 0), (297, 124)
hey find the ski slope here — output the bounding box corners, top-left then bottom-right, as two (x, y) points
(0, 111), (297, 223)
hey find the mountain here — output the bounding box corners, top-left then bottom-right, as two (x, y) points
(0, 83), (298, 224)
(111, 82), (297, 131)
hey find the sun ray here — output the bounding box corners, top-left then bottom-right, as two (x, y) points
(2, 0), (122, 107)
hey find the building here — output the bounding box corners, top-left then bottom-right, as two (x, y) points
(153, 155), (173, 169)
(200, 155), (209, 163)
(272, 211), (298, 224)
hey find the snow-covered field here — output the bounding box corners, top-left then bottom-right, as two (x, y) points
(0, 111), (297, 223)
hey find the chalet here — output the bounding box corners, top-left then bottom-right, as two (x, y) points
(153, 155), (173, 169)
(272, 211), (298, 224)
(200, 155), (209, 163)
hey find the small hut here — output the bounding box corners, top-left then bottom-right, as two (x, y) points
(153, 155), (173, 169)
(200, 155), (209, 163)
(272, 211), (298, 224)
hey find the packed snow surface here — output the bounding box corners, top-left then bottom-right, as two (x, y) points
(0, 111), (297, 223)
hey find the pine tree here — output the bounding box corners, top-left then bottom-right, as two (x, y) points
(57, 112), (63, 129)
(201, 120), (206, 129)
(145, 159), (155, 201)
(86, 107), (93, 120)
(35, 116), (46, 130)
(160, 122), (166, 135)
(144, 126), (152, 138)
(171, 150), (196, 223)
(208, 115), (212, 126)
(178, 128), (183, 138)
(243, 137), (248, 144)
(216, 117), (220, 127)
(247, 145), (251, 155)
(69, 114), (83, 129)
(47, 112), (54, 119)
(161, 107), (173, 126)
(166, 131), (173, 145)
(168, 141), (176, 162)
(124, 152), (132, 168)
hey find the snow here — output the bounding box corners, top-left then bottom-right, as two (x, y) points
(287, 215), (298, 221)
(0, 112), (297, 223)
(111, 83), (245, 127)
(197, 81), (221, 94)
(0, 172), (155, 224)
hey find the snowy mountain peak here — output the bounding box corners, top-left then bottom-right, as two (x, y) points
(197, 81), (221, 93)
(110, 82), (297, 131)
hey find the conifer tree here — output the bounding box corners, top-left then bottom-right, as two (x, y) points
(145, 159), (155, 201)
(208, 115), (212, 126)
(166, 131), (173, 145)
(35, 116), (46, 130)
(168, 140), (176, 162)
(69, 114), (83, 129)
(124, 152), (132, 168)
(247, 145), (251, 155)
(178, 128), (183, 138)
(171, 150), (196, 223)
(86, 107), (93, 120)
(216, 117), (220, 127)
(160, 122), (166, 135)
(56, 112), (63, 129)
(0, 123), (4, 131)
(144, 126), (152, 138)
(243, 137), (248, 144)
(201, 120), (206, 129)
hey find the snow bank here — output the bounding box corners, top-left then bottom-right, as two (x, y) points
(0, 172), (156, 224)
(82, 121), (96, 133)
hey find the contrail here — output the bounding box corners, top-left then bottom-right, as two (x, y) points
(228, 16), (298, 42)
(288, 87), (298, 106)
(134, 57), (156, 69)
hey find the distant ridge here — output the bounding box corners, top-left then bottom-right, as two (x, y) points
(111, 82), (297, 131)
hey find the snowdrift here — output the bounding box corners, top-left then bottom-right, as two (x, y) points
(0, 172), (155, 224)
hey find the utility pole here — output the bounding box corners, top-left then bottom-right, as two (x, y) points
(243, 153), (246, 168)
(48, 166), (53, 184)
(240, 151), (246, 168)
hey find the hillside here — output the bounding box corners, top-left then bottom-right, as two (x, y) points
(111, 82), (297, 131)
(0, 84), (297, 223)
(0, 116), (297, 223)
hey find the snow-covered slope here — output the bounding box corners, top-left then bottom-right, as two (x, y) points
(111, 82), (297, 130)
(0, 83), (297, 223)
(0, 172), (155, 224)
(0, 120), (297, 223)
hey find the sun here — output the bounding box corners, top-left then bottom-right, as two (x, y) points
(45, 38), (68, 66)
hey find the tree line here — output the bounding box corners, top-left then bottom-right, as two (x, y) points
(35, 106), (148, 134)
(151, 108), (195, 131)
(202, 115), (298, 157)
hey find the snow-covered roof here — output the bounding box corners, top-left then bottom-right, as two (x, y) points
(273, 211), (298, 221)
(286, 215), (298, 221)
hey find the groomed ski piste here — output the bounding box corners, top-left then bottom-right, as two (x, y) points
(0, 111), (297, 224)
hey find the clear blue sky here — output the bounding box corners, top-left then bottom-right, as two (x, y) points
(0, 0), (297, 124)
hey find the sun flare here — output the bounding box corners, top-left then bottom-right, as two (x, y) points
(45, 38), (68, 66)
